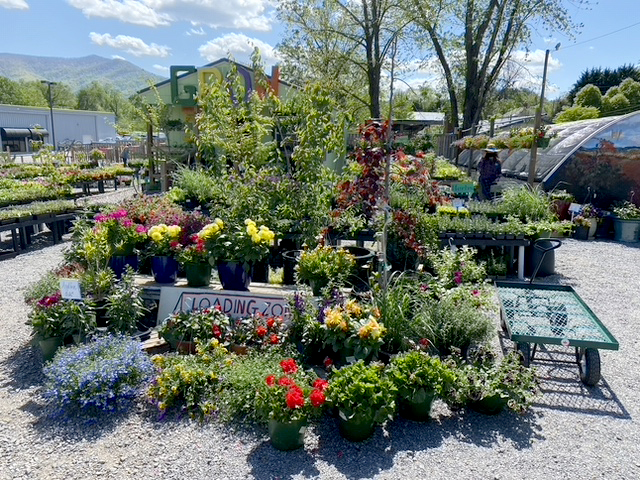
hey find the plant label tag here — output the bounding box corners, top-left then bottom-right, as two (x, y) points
(568, 203), (582, 214)
(452, 199), (465, 209)
(60, 279), (83, 300)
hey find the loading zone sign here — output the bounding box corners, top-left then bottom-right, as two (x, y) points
(156, 287), (291, 323)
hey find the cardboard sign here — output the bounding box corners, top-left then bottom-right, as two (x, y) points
(60, 279), (82, 300)
(157, 287), (291, 324)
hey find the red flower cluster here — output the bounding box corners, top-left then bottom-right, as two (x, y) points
(256, 326), (268, 337)
(280, 358), (298, 374)
(285, 386), (305, 409)
(37, 291), (62, 308)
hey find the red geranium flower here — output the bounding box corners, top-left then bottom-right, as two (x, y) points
(313, 378), (329, 392)
(280, 358), (298, 374)
(269, 334), (279, 344)
(256, 326), (268, 337)
(265, 375), (276, 387)
(323, 357), (333, 369)
(285, 390), (305, 409)
(278, 376), (294, 387)
(212, 325), (222, 338)
(310, 389), (326, 407)
(267, 318), (275, 328)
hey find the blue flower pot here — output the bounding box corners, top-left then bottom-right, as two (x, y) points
(109, 255), (139, 278)
(217, 261), (252, 291)
(152, 256), (179, 284)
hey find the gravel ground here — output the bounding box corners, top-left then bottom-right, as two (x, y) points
(1, 231), (639, 480)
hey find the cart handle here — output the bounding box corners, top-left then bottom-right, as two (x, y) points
(530, 238), (562, 283)
(533, 238), (562, 253)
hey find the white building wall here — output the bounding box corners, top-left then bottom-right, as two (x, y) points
(0, 104), (116, 147)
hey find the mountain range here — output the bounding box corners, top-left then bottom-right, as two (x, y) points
(0, 53), (165, 95)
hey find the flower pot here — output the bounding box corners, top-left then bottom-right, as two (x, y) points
(340, 246), (375, 292)
(573, 225), (589, 241)
(587, 218), (598, 239)
(537, 137), (550, 149)
(39, 336), (64, 362)
(268, 417), (307, 451)
(337, 411), (376, 442)
(109, 254), (138, 278)
(469, 394), (507, 415)
(309, 278), (329, 296)
(252, 258), (270, 283)
(399, 388), (436, 422)
(184, 262), (212, 287)
(152, 256), (179, 284)
(177, 340), (197, 354)
(217, 261), (252, 291)
(613, 218), (640, 243)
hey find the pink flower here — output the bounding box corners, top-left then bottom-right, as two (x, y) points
(136, 225), (147, 234)
(454, 271), (463, 285)
(112, 209), (128, 219)
(472, 289), (480, 296)
(94, 214), (108, 223)
(122, 219), (133, 227)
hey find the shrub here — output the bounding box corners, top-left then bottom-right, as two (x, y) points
(554, 105), (600, 123)
(500, 186), (555, 222)
(43, 335), (154, 413)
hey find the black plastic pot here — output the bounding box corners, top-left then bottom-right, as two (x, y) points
(282, 250), (303, 285)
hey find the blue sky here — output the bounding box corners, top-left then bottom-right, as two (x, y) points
(1, 0), (639, 99)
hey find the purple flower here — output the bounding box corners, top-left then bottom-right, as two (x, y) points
(454, 271), (463, 285)
(293, 292), (306, 314)
(136, 225), (147, 234)
(94, 214), (108, 223)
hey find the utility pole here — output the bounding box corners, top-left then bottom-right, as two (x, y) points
(528, 44), (560, 186)
(41, 80), (57, 150)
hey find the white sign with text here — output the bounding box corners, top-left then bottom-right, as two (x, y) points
(156, 287), (292, 324)
(60, 279), (83, 300)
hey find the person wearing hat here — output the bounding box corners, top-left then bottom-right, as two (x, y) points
(478, 143), (502, 200)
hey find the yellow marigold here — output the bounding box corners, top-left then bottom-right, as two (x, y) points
(244, 219), (256, 226)
(359, 324), (371, 338)
(247, 224), (258, 236)
(167, 225), (181, 237)
(215, 218), (224, 228)
(150, 231), (163, 242)
(251, 234), (261, 243)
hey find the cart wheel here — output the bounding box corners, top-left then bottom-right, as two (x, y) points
(578, 348), (601, 386)
(516, 342), (531, 367)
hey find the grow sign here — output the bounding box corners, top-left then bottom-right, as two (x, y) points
(157, 287), (291, 323)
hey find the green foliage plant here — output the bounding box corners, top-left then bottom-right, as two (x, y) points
(105, 268), (146, 334)
(28, 292), (95, 339)
(429, 246), (487, 289)
(499, 186), (555, 222)
(296, 245), (355, 292)
(388, 350), (457, 405)
(554, 105), (600, 123)
(160, 307), (232, 345)
(457, 348), (540, 414)
(612, 201), (640, 219)
(326, 360), (396, 425)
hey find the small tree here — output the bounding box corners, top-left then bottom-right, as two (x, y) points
(602, 93), (630, 116)
(575, 84), (602, 110)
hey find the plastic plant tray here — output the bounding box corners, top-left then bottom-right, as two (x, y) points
(495, 281), (619, 350)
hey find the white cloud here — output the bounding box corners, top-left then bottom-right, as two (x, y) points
(90, 32), (171, 57)
(0, 0), (29, 9)
(510, 49), (562, 76)
(112, 54), (126, 60)
(153, 64), (170, 74)
(67, 0), (273, 31)
(186, 27), (205, 36)
(198, 33), (280, 66)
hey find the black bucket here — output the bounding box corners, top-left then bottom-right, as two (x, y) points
(282, 250), (302, 285)
(341, 246), (376, 291)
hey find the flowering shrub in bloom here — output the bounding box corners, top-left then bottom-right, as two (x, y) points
(256, 358), (328, 422)
(28, 291), (95, 339)
(93, 209), (147, 256)
(160, 306), (231, 345)
(207, 218), (275, 264)
(43, 335), (154, 413)
(147, 224), (182, 256)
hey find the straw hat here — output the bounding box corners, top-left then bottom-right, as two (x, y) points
(484, 143), (501, 153)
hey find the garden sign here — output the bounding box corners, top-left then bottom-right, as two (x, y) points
(156, 287), (292, 322)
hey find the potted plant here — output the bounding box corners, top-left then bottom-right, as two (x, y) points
(93, 209), (147, 277)
(612, 201), (640, 242)
(229, 313), (286, 353)
(572, 215), (591, 240)
(388, 350), (456, 421)
(28, 292), (96, 360)
(104, 268), (147, 335)
(256, 358), (328, 450)
(159, 306), (231, 353)
(296, 245), (356, 296)
(147, 223), (182, 283)
(207, 218), (275, 291)
(177, 220), (223, 287)
(325, 361), (397, 441)
(459, 349), (539, 415)
(549, 190), (574, 220)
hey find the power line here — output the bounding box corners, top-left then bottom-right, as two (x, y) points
(562, 21), (640, 50)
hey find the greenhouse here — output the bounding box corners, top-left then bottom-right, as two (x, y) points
(458, 111), (640, 207)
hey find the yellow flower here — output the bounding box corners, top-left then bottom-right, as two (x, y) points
(167, 225), (181, 237)
(345, 299), (362, 317)
(324, 307), (343, 328)
(251, 234), (261, 243)
(215, 218), (224, 229)
(247, 224), (258, 236)
(151, 231), (162, 242)
(244, 219), (256, 226)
